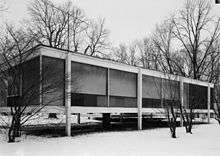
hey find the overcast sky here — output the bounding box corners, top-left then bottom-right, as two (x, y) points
(1, 0), (220, 45)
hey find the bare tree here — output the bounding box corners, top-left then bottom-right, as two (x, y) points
(213, 103), (220, 124)
(127, 43), (139, 66)
(0, 25), (36, 142)
(162, 76), (180, 138)
(179, 82), (209, 133)
(0, 25), (64, 142)
(138, 37), (160, 70)
(69, 6), (88, 53)
(179, 101), (194, 133)
(151, 18), (190, 77)
(84, 18), (110, 56)
(28, 0), (110, 57)
(152, 19), (176, 74)
(112, 41), (140, 66)
(213, 64), (220, 124)
(113, 0), (220, 82)
(153, 74), (180, 138)
(112, 44), (129, 64)
(203, 40), (220, 82)
(172, 0), (220, 80)
(168, 0), (220, 132)
(28, 0), (71, 48)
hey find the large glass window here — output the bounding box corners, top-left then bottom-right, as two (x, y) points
(142, 76), (180, 108)
(162, 79), (180, 101)
(142, 75), (161, 99)
(109, 96), (137, 107)
(109, 69), (137, 107)
(142, 75), (162, 108)
(189, 84), (207, 109)
(183, 83), (189, 108)
(211, 88), (214, 109)
(161, 79), (180, 108)
(0, 80), (7, 107)
(71, 62), (107, 95)
(42, 56), (65, 106)
(71, 93), (107, 107)
(142, 98), (161, 108)
(6, 56), (40, 106)
(71, 62), (107, 107)
(22, 56), (40, 106)
(109, 69), (137, 97)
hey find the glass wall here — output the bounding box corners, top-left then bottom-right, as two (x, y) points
(6, 68), (21, 107)
(183, 83), (189, 108)
(162, 79), (180, 100)
(1, 53), (212, 110)
(142, 75), (180, 108)
(71, 62), (107, 107)
(0, 79), (7, 107)
(188, 84), (207, 109)
(22, 56), (40, 106)
(211, 88), (214, 109)
(6, 56), (40, 107)
(142, 75), (162, 108)
(162, 79), (180, 108)
(42, 56), (65, 106)
(109, 69), (137, 107)
(70, 60), (210, 109)
(71, 65), (138, 108)
(71, 93), (107, 107)
(109, 69), (137, 97)
(109, 96), (137, 107)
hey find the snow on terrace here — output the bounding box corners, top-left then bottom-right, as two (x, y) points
(0, 119), (220, 156)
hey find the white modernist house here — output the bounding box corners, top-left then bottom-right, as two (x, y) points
(0, 45), (214, 136)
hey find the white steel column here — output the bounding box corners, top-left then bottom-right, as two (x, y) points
(160, 78), (163, 108)
(107, 68), (110, 107)
(65, 53), (71, 136)
(207, 84), (211, 123)
(137, 68), (142, 130)
(180, 78), (184, 127)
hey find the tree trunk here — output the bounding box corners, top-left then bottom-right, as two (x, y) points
(185, 116), (193, 133)
(171, 128), (176, 138)
(8, 116), (16, 143)
(14, 116), (21, 137)
(8, 128), (15, 143)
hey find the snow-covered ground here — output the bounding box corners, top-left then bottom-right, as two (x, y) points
(0, 113), (101, 126)
(0, 119), (219, 156)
